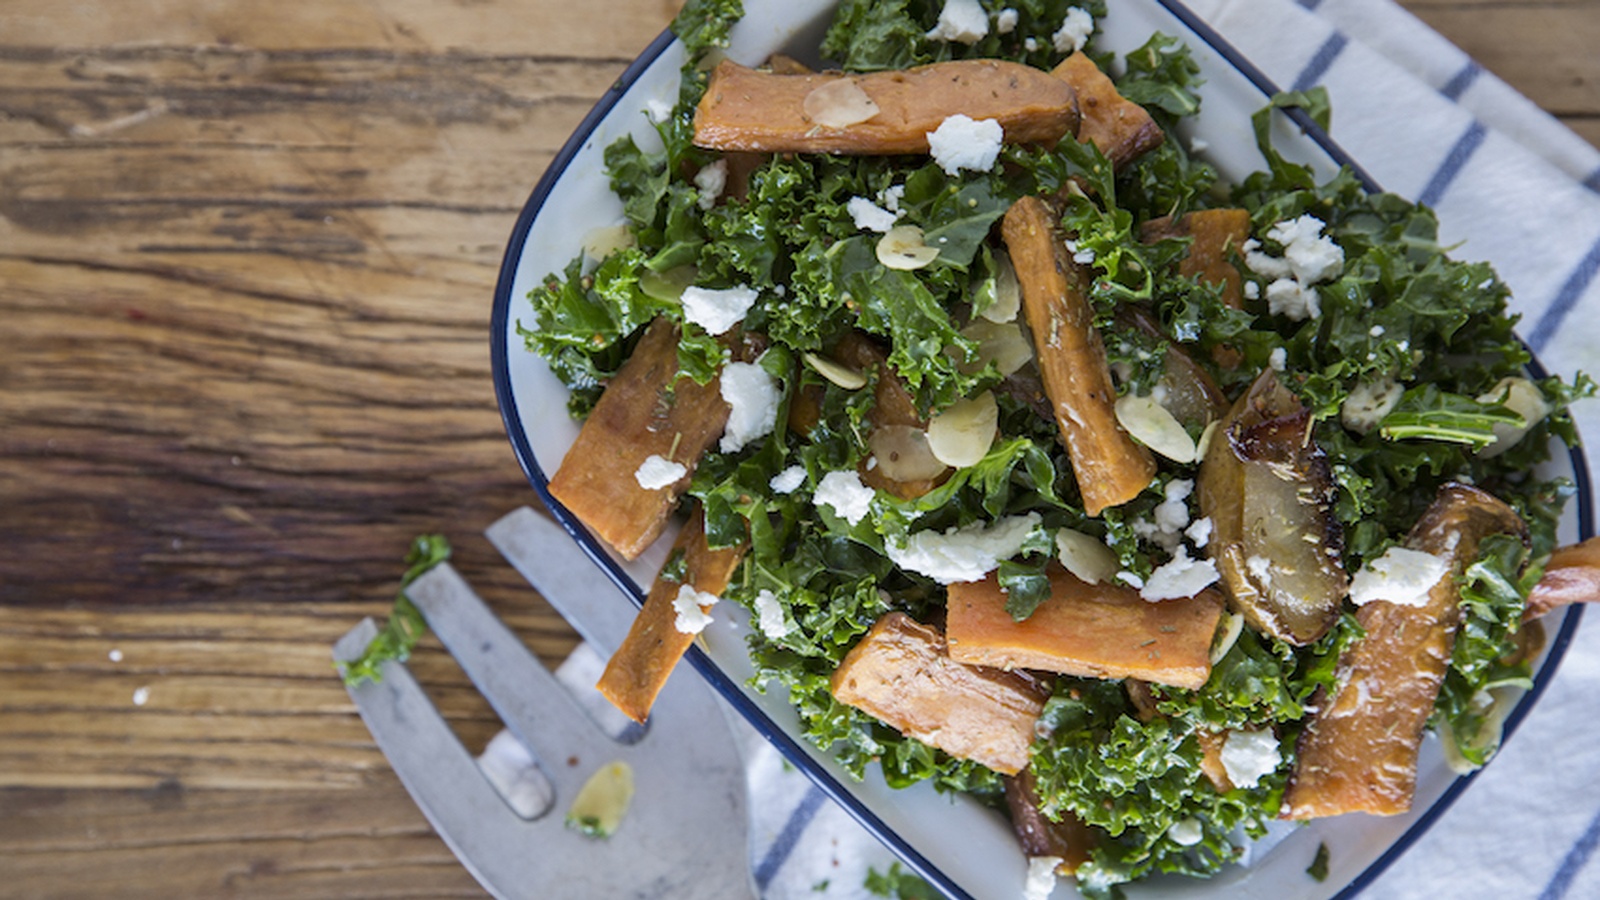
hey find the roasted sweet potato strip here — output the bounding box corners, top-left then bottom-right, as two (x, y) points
(1140, 209), (1252, 310)
(1282, 484), (1527, 819)
(1526, 536), (1600, 619)
(546, 318), (728, 560)
(831, 332), (948, 500)
(945, 565), (1224, 690)
(1049, 53), (1163, 169)
(1003, 195), (1155, 514)
(595, 507), (748, 723)
(693, 59), (1079, 155)
(831, 612), (1049, 775)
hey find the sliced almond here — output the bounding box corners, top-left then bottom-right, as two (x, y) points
(803, 351), (869, 390)
(1210, 612), (1245, 664)
(869, 425), (950, 482)
(877, 225), (940, 271)
(978, 250), (1022, 323)
(802, 78), (881, 129)
(1476, 376), (1550, 458)
(565, 760), (635, 838)
(959, 318), (1034, 377)
(1115, 393), (1197, 464)
(927, 391), (999, 468)
(1055, 528), (1119, 585)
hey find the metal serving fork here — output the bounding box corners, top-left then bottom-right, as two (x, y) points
(333, 507), (756, 899)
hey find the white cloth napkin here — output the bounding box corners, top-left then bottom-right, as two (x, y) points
(487, 2), (1600, 897)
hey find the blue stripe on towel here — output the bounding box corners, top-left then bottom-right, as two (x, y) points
(1528, 235), (1600, 353)
(753, 784), (828, 890)
(1583, 165), (1600, 195)
(1292, 32), (1348, 92)
(1417, 121), (1487, 209)
(1297, 0), (1326, 10)
(1537, 805), (1600, 900)
(1440, 61), (1482, 101)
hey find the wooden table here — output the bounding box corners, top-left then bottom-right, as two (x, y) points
(2, 2), (1596, 896)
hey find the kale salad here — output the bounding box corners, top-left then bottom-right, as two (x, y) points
(518, 1), (1592, 896)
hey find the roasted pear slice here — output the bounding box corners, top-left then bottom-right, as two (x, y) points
(1198, 369), (1347, 645)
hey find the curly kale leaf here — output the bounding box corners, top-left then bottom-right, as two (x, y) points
(338, 534), (453, 686)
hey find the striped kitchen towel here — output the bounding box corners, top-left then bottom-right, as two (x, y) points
(493, 2), (1600, 897)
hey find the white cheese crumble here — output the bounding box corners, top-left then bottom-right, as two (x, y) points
(995, 8), (1019, 35)
(132, 685), (151, 706)
(1220, 728), (1281, 788)
(1116, 569), (1145, 589)
(634, 454), (686, 490)
(1341, 376), (1404, 435)
(1185, 516), (1214, 549)
(671, 584), (719, 634)
(926, 0), (989, 44)
(887, 513), (1041, 584)
(1024, 36), (1039, 52)
(769, 464), (806, 494)
(814, 470), (876, 526)
(846, 195), (899, 233)
(1052, 7), (1095, 54)
(108, 648), (124, 663)
(1153, 478), (1194, 534)
(1349, 546), (1451, 608)
(878, 183), (906, 213)
(644, 98), (674, 124)
(680, 284), (757, 335)
(1023, 856), (1063, 900)
(753, 589), (793, 640)
(693, 159), (728, 211)
(1245, 216), (1344, 322)
(1242, 279), (1261, 300)
(1268, 346), (1287, 371)
(718, 361), (780, 452)
(927, 114), (1004, 176)
(1265, 277), (1320, 321)
(1140, 545), (1219, 602)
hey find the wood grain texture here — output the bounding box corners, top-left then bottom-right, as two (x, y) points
(1, 0), (1594, 897)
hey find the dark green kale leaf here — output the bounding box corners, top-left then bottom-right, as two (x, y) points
(671, 0), (744, 64)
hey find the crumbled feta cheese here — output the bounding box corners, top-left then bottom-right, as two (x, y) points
(671, 584), (719, 634)
(1052, 7), (1094, 54)
(846, 195), (899, 233)
(719, 361), (780, 452)
(926, 0), (989, 44)
(644, 98), (674, 124)
(769, 464), (806, 494)
(1370, 325), (1386, 337)
(927, 114), (1004, 176)
(1167, 817), (1204, 847)
(1185, 516), (1214, 548)
(1153, 479), (1193, 535)
(1341, 376), (1404, 435)
(753, 589), (793, 640)
(680, 284), (757, 335)
(814, 470), (876, 526)
(1265, 277), (1320, 321)
(995, 8), (1019, 34)
(1242, 238), (1293, 280)
(1024, 36), (1039, 52)
(1349, 546), (1450, 607)
(1188, 137), (1210, 154)
(1243, 280), (1261, 300)
(1023, 856), (1062, 900)
(1268, 215), (1345, 283)
(694, 159), (727, 210)
(132, 686), (151, 706)
(887, 513), (1041, 584)
(1268, 346), (1287, 371)
(108, 648), (124, 663)
(1116, 569), (1145, 589)
(1057, 527), (1119, 584)
(1220, 728), (1281, 788)
(634, 454), (686, 490)
(1140, 545), (1219, 602)
(878, 183), (905, 213)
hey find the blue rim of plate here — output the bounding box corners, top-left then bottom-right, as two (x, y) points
(490, 4), (1592, 898)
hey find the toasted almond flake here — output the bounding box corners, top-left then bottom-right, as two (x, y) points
(1115, 393), (1197, 464)
(926, 391), (999, 468)
(582, 223), (636, 262)
(638, 265), (697, 303)
(979, 250), (1022, 323)
(803, 351), (868, 390)
(1210, 612), (1244, 664)
(802, 78), (881, 129)
(877, 225), (940, 270)
(869, 425), (950, 482)
(1055, 528), (1119, 585)
(959, 318), (1033, 377)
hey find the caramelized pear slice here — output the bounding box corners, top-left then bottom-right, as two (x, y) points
(1198, 369), (1347, 645)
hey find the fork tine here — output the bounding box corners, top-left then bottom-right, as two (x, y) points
(404, 562), (607, 786)
(485, 507), (635, 655)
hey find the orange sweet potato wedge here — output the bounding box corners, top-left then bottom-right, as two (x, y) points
(546, 318), (728, 560)
(1140, 209), (1252, 310)
(945, 565), (1225, 690)
(1526, 536), (1600, 619)
(693, 59), (1079, 155)
(1049, 53), (1163, 169)
(1281, 484), (1528, 819)
(595, 507), (747, 723)
(1003, 194), (1155, 514)
(831, 612), (1050, 775)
